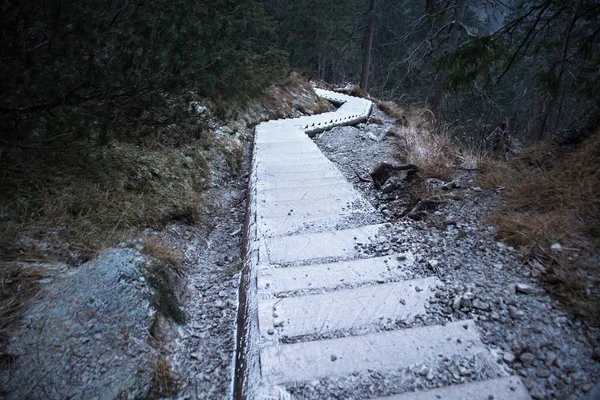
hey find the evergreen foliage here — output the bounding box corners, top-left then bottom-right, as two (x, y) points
(0, 0), (286, 149)
(261, 0), (600, 144)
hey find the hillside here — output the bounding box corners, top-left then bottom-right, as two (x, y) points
(1, 0), (599, 399)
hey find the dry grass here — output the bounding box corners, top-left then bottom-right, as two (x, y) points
(387, 124), (456, 181)
(378, 100), (462, 181)
(147, 356), (177, 397)
(0, 141), (208, 265)
(0, 139), (206, 339)
(143, 236), (182, 269)
(481, 130), (600, 323)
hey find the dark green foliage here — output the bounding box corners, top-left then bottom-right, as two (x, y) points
(0, 0), (286, 149)
(261, 0), (362, 82)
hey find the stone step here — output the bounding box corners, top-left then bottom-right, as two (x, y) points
(261, 224), (385, 265)
(379, 376), (530, 400)
(258, 254), (415, 294)
(258, 277), (439, 338)
(260, 319), (486, 385)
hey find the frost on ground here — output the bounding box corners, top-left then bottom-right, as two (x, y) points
(0, 248), (161, 399)
(0, 76), (332, 399)
(310, 104), (600, 400)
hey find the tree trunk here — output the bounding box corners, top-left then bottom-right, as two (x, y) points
(359, 0), (376, 92)
(427, 0), (467, 111)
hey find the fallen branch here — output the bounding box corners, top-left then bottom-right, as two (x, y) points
(370, 162), (419, 189)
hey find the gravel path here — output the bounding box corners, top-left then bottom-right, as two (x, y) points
(310, 103), (600, 400)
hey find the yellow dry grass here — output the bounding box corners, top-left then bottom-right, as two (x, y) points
(0, 141), (208, 264)
(481, 130), (600, 323)
(381, 100), (459, 181)
(143, 236), (182, 269)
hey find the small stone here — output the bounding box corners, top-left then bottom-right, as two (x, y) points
(568, 348), (578, 356)
(520, 352), (535, 367)
(215, 300), (224, 308)
(545, 352), (557, 366)
(493, 263), (503, 269)
(417, 365), (430, 376)
(267, 328), (274, 335)
(503, 352), (516, 363)
(397, 254), (407, 261)
(428, 259), (439, 268)
(535, 367), (551, 378)
(515, 283), (534, 294)
(565, 364), (577, 373)
(473, 299), (490, 311)
(330, 354), (337, 362)
(452, 296), (462, 310)
(415, 286), (423, 292)
(190, 352), (200, 359)
(550, 243), (562, 252)
(218, 291), (227, 298)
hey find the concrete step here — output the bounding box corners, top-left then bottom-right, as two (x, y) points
(379, 376), (530, 400)
(255, 156), (330, 168)
(254, 140), (320, 155)
(260, 319), (486, 385)
(256, 211), (377, 238)
(256, 168), (342, 182)
(258, 254), (415, 294)
(255, 133), (308, 144)
(261, 224), (385, 265)
(256, 161), (339, 174)
(256, 196), (365, 219)
(256, 183), (356, 202)
(258, 277), (439, 338)
(255, 177), (342, 190)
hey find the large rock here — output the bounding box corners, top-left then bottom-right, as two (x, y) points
(1, 248), (162, 399)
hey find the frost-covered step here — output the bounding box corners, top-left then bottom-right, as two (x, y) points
(256, 156), (328, 170)
(260, 319), (486, 384)
(256, 168), (342, 182)
(256, 211), (375, 238)
(254, 152), (327, 165)
(256, 155), (329, 168)
(261, 224), (385, 265)
(256, 161), (339, 174)
(379, 376), (530, 400)
(256, 183), (356, 202)
(256, 197), (363, 219)
(258, 254), (415, 295)
(255, 127), (307, 142)
(254, 140), (317, 153)
(257, 277), (438, 338)
(255, 176), (345, 190)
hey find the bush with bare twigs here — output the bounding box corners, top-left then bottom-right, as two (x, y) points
(380, 101), (459, 181)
